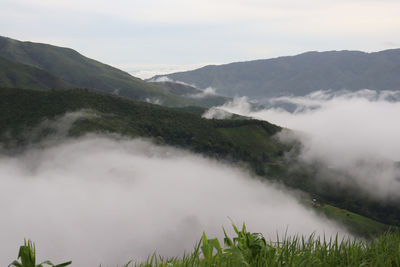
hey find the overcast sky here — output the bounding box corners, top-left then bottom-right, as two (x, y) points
(1, 0), (400, 78)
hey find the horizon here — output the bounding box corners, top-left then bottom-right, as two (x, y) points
(2, 34), (400, 80)
(2, 0), (400, 78)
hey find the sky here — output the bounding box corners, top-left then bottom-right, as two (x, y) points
(1, 0), (400, 78)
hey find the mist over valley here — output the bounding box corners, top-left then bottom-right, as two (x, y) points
(1, 3), (400, 263)
(0, 133), (347, 266)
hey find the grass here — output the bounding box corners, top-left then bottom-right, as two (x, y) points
(11, 225), (400, 267)
(315, 203), (395, 237)
(130, 224), (400, 266)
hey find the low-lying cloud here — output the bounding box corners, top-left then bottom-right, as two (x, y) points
(206, 90), (400, 200)
(149, 76), (221, 99)
(187, 87), (217, 99)
(0, 134), (345, 266)
(148, 76), (194, 88)
(203, 108), (234, 119)
(203, 97), (252, 119)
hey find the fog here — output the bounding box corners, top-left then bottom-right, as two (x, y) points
(187, 87), (218, 99)
(149, 76), (219, 99)
(206, 90), (400, 200)
(0, 134), (346, 266)
(148, 76), (194, 87)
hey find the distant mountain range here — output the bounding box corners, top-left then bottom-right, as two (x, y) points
(3, 35), (399, 105)
(0, 36), (228, 107)
(154, 49), (400, 99)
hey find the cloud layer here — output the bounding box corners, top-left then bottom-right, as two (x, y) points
(207, 90), (400, 200)
(0, 135), (345, 266)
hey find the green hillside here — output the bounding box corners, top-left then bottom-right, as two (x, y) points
(0, 36), (191, 106)
(0, 87), (283, 163)
(0, 87), (396, 236)
(0, 56), (72, 90)
(302, 200), (394, 237)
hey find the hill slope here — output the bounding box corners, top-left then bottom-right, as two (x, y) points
(0, 56), (72, 90)
(0, 87), (283, 163)
(156, 49), (400, 98)
(0, 36), (190, 106)
(149, 81), (231, 107)
(1, 87), (398, 235)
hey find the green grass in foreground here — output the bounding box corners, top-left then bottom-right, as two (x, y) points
(131, 225), (400, 266)
(11, 224), (400, 267)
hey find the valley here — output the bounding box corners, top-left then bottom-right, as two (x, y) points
(1, 35), (400, 266)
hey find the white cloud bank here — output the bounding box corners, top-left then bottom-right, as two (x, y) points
(148, 76), (194, 87)
(203, 97), (252, 119)
(206, 90), (400, 200)
(0, 135), (345, 266)
(149, 76), (219, 98)
(187, 87), (218, 99)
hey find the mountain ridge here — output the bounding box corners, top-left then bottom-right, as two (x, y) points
(154, 48), (400, 99)
(0, 36), (234, 107)
(0, 36), (192, 106)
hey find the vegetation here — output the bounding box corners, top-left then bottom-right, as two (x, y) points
(8, 239), (71, 267)
(0, 87), (284, 164)
(132, 224), (400, 266)
(306, 201), (395, 237)
(10, 225), (400, 267)
(279, 161), (400, 230)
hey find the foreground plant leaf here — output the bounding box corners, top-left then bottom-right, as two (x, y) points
(8, 239), (71, 267)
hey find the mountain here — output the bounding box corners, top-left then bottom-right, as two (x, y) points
(154, 49), (400, 99)
(0, 56), (72, 90)
(0, 36), (193, 106)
